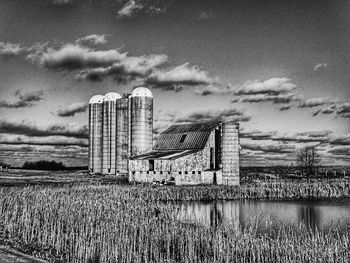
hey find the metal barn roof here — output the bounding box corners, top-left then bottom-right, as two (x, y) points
(130, 149), (201, 160)
(153, 121), (221, 151)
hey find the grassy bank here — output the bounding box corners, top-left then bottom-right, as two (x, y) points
(0, 183), (349, 262)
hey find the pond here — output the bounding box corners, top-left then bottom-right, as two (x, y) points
(177, 199), (350, 233)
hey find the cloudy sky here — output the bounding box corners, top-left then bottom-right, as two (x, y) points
(0, 0), (349, 167)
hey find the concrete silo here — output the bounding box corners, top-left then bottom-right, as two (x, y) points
(102, 92), (121, 174)
(116, 94), (130, 174)
(88, 95), (104, 174)
(130, 87), (153, 156)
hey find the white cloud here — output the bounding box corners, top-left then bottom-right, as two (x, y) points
(234, 78), (297, 95)
(75, 34), (108, 46)
(0, 42), (25, 57)
(313, 63), (327, 71)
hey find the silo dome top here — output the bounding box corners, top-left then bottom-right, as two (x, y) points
(89, 95), (104, 104)
(131, 87), (153, 98)
(104, 92), (122, 101)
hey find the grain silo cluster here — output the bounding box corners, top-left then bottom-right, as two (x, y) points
(89, 86), (240, 185)
(88, 87), (153, 175)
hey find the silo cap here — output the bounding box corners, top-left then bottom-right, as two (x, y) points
(104, 92), (122, 101)
(89, 95), (104, 104)
(131, 87), (153, 98)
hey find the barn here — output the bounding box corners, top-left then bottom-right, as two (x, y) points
(129, 121), (240, 185)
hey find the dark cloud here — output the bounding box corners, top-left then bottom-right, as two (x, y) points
(240, 93), (299, 104)
(0, 90), (44, 108)
(0, 119), (88, 139)
(0, 144), (87, 167)
(328, 147), (350, 156)
(278, 104), (292, 111)
(241, 127), (350, 147)
(174, 108), (251, 124)
(146, 63), (213, 91)
(312, 102), (349, 118)
(241, 142), (295, 154)
(0, 134), (88, 147)
(76, 54), (168, 82)
(313, 107), (335, 116)
(30, 44), (127, 71)
(57, 102), (88, 117)
(195, 85), (234, 96)
(336, 102), (350, 118)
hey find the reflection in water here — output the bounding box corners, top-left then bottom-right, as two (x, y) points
(177, 200), (350, 233)
(299, 206), (320, 232)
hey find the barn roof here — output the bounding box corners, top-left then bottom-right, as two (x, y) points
(130, 149), (201, 160)
(153, 121), (221, 151)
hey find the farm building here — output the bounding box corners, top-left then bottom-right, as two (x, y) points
(88, 86), (240, 185)
(129, 121), (240, 185)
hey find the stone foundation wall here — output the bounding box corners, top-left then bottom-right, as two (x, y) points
(129, 170), (222, 186)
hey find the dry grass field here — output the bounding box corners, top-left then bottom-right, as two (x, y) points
(0, 170), (349, 262)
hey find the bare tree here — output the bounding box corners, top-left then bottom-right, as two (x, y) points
(296, 146), (321, 177)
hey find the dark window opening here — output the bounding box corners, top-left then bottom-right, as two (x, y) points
(185, 171), (188, 174)
(210, 147), (214, 170)
(192, 171), (195, 174)
(108, 168), (111, 173)
(180, 133), (187, 143)
(149, 160), (154, 171)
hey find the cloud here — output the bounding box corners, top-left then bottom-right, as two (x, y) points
(76, 54), (168, 82)
(146, 63), (213, 91)
(198, 11), (215, 20)
(234, 78), (297, 96)
(313, 63), (327, 72)
(240, 93), (299, 104)
(279, 104), (292, 111)
(75, 34), (108, 46)
(312, 102), (349, 118)
(328, 147), (350, 156)
(57, 102), (88, 117)
(241, 127), (349, 146)
(117, 0), (143, 18)
(336, 102), (350, 118)
(0, 134), (88, 147)
(0, 144), (88, 167)
(312, 106), (335, 116)
(117, 0), (167, 18)
(195, 85), (235, 96)
(174, 108), (251, 124)
(30, 44), (127, 71)
(52, 0), (73, 5)
(0, 42), (25, 57)
(0, 90), (44, 108)
(0, 119), (88, 139)
(297, 97), (328, 108)
(241, 142), (295, 154)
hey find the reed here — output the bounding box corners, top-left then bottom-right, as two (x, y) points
(0, 183), (349, 262)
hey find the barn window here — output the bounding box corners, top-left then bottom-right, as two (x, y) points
(180, 133), (187, 143)
(149, 160), (154, 171)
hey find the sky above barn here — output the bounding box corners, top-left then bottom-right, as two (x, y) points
(0, 0), (349, 167)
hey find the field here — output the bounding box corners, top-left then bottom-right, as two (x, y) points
(0, 170), (349, 262)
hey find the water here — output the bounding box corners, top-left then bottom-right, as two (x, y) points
(177, 199), (350, 233)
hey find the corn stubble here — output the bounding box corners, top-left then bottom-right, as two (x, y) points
(0, 181), (349, 262)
